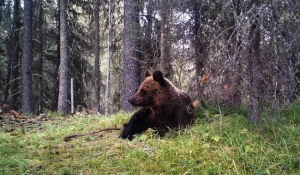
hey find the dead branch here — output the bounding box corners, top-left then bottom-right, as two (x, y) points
(64, 127), (121, 141)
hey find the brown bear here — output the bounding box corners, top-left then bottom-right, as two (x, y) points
(121, 70), (195, 140)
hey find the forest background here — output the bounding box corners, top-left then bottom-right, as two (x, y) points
(0, 0), (300, 123)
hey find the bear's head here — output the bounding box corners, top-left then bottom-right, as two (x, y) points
(128, 70), (168, 107)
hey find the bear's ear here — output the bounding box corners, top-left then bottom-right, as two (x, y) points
(145, 69), (152, 78)
(153, 71), (166, 86)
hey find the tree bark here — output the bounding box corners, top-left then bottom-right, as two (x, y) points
(143, 0), (155, 67)
(53, 0), (60, 111)
(5, 0), (21, 110)
(94, 0), (100, 113)
(122, 0), (141, 112)
(22, 0), (33, 114)
(4, 53), (11, 104)
(159, 0), (172, 79)
(57, 0), (69, 113)
(192, 0), (205, 104)
(249, 0), (260, 124)
(38, 0), (44, 114)
(105, 0), (111, 115)
(224, 0), (242, 106)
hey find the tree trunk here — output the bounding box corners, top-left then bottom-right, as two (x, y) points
(5, 0), (21, 110)
(159, 0), (172, 79)
(94, 0), (100, 113)
(105, 0), (111, 115)
(144, 0), (155, 67)
(38, 0), (44, 114)
(53, 0), (60, 111)
(224, 0), (242, 106)
(22, 0), (33, 114)
(249, 0), (260, 124)
(4, 54), (11, 104)
(122, 0), (141, 112)
(57, 0), (69, 113)
(192, 0), (205, 104)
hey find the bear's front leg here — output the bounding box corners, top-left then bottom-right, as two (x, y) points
(120, 108), (153, 140)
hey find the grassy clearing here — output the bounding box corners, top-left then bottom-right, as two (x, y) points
(1, 105), (300, 175)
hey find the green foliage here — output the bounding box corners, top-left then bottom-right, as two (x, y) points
(1, 107), (300, 174)
(283, 102), (300, 124)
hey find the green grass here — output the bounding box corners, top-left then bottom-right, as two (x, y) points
(1, 105), (300, 175)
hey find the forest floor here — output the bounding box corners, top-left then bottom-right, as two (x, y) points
(1, 104), (300, 175)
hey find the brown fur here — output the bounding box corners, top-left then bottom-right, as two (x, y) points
(128, 70), (195, 135)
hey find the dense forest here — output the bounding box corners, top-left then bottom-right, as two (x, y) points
(0, 0), (299, 123)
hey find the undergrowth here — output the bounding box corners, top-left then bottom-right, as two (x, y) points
(1, 105), (300, 175)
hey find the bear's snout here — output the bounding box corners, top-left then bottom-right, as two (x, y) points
(128, 95), (140, 106)
(128, 95), (143, 106)
(128, 97), (135, 105)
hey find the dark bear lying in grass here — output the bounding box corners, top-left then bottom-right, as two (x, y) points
(121, 70), (195, 140)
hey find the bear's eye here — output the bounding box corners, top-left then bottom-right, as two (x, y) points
(140, 89), (147, 96)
